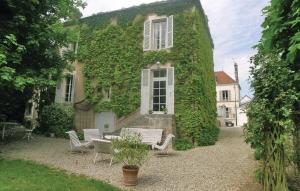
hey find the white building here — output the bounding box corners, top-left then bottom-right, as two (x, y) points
(215, 63), (241, 127)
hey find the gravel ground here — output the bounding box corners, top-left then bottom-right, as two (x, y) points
(0, 127), (260, 191)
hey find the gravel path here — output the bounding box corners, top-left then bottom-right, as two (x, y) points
(0, 127), (260, 191)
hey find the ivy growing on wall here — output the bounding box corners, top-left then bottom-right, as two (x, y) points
(78, 0), (218, 146)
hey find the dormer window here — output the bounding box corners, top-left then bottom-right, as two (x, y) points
(143, 15), (173, 51)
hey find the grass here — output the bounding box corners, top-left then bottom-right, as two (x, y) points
(0, 158), (121, 191)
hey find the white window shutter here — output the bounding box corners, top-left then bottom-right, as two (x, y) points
(143, 20), (151, 51)
(166, 15), (174, 48)
(228, 90), (231, 101)
(140, 69), (151, 114)
(55, 80), (63, 103)
(166, 67), (175, 114)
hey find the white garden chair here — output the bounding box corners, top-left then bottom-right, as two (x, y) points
(152, 134), (175, 154)
(92, 139), (116, 166)
(66, 130), (92, 153)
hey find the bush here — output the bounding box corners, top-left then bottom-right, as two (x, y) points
(254, 147), (262, 160)
(39, 104), (74, 137)
(112, 134), (149, 167)
(197, 127), (220, 146)
(175, 138), (193, 150)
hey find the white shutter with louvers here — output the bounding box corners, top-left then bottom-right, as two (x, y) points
(166, 67), (175, 114)
(55, 80), (63, 103)
(140, 69), (151, 114)
(166, 15), (173, 48)
(143, 20), (151, 51)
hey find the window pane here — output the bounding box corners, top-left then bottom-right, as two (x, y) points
(153, 104), (159, 111)
(154, 81), (159, 88)
(160, 89), (166, 95)
(154, 89), (159, 96)
(153, 70), (160, 78)
(160, 96), (166, 103)
(160, 81), (166, 88)
(153, 96), (159, 103)
(160, 69), (166, 77)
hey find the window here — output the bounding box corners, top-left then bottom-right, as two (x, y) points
(153, 20), (167, 49)
(221, 90), (230, 101)
(152, 69), (167, 112)
(225, 107), (230, 118)
(65, 75), (74, 102)
(143, 15), (173, 51)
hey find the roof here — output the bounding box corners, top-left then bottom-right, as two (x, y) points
(214, 71), (237, 85)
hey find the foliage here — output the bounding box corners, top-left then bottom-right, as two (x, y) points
(175, 138), (193, 150)
(39, 104), (74, 137)
(197, 126), (219, 146)
(79, 0), (218, 145)
(112, 134), (149, 167)
(0, 0), (84, 121)
(0, 158), (120, 191)
(246, 0), (300, 190)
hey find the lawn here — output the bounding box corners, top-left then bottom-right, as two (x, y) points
(0, 158), (121, 191)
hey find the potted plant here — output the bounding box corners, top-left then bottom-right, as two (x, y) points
(162, 106), (168, 114)
(112, 134), (149, 186)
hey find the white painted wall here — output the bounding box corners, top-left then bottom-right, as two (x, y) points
(237, 107), (248, 127)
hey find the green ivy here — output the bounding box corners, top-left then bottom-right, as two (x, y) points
(78, 0), (217, 146)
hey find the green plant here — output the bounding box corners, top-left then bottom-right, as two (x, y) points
(112, 134), (149, 167)
(175, 138), (193, 150)
(162, 106), (168, 114)
(148, 109), (153, 114)
(39, 104), (74, 137)
(197, 127), (219, 146)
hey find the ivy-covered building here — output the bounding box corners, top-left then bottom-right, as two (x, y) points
(55, 0), (218, 146)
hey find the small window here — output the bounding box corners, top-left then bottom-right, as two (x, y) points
(143, 16), (173, 51)
(222, 90), (229, 101)
(65, 75), (74, 102)
(225, 108), (230, 118)
(153, 20), (167, 50)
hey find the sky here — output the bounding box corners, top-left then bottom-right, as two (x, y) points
(81, 0), (269, 96)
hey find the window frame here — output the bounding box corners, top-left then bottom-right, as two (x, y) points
(64, 75), (74, 103)
(152, 19), (167, 50)
(152, 69), (167, 113)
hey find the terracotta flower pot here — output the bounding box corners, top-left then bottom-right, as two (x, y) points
(122, 165), (139, 186)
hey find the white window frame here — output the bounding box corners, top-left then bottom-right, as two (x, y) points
(152, 19), (167, 50)
(151, 69), (167, 113)
(64, 75), (74, 103)
(143, 15), (173, 51)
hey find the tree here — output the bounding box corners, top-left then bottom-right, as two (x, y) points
(0, 0), (85, 121)
(245, 0), (300, 190)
